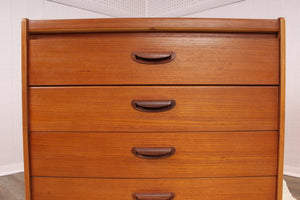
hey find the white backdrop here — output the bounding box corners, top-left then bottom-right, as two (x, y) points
(0, 0), (299, 177)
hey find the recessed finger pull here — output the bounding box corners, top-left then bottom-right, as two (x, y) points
(131, 52), (176, 64)
(131, 100), (176, 112)
(132, 192), (175, 200)
(132, 147), (176, 159)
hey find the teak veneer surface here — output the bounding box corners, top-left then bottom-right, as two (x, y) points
(28, 18), (279, 33)
(30, 131), (278, 178)
(22, 17), (285, 200)
(277, 18), (286, 200)
(29, 86), (278, 132)
(31, 177), (276, 200)
(29, 33), (279, 85)
(21, 19), (31, 200)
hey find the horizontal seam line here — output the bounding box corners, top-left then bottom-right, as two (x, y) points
(28, 85), (280, 87)
(29, 130), (279, 133)
(31, 175), (277, 179)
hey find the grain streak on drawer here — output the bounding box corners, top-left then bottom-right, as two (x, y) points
(30, 131), (278, 178)
(31, 177), (276, 200)
(28, 33), (279, 85)
(29, 86), (278, 132)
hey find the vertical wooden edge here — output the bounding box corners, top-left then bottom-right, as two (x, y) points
(22, 18), (31, 200)
(277, 17), (286, 200)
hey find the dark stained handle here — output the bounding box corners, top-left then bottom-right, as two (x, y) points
(132, 147), (176, 159)
(131, 52), (176, 64)
(131, 100), (176, 112)
(132, 192), (175, 200)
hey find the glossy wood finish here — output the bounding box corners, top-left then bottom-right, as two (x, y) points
(30, 131), (278, 178)
(29, 86), (278, 132)
(21, 19), (30, 200)
(4, 173), (300, 200)
(28, 18), (280, 34)
(22, 18), (285, 200)
(277, 17), (286, 200)
(31, 177), (276, 200)
(28, 33), (279, 85)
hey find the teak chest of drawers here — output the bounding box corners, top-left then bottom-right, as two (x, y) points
(22, 18), (285, 200)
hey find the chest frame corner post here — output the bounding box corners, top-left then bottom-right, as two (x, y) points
(277, 17), (286, 200)
(22, 18), (31, 200)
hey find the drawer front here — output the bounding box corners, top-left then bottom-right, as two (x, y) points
(29, 86), (278, 132)
(29, 33), (279, 85)
(30, 131), (278, 177)
(31, 177), (276, 200)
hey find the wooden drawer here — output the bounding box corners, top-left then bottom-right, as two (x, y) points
(30, 131), (278, 178)
(31, 177), (276, 200)
(29, 86), (278, 132)
(28, 33), (279, 85)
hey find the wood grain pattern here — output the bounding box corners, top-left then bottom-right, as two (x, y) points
(21, 18), (30, 200)
(28, 33), (279, 85)
(30, 131), (278, 178)
(31, 177), (276, 200)
(29, 86), (278, 132)
(4, 173), (300, 200)
(27, 18), (280, 34)
(277, 17), (286, 200)
(22, 18), (284, 200)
